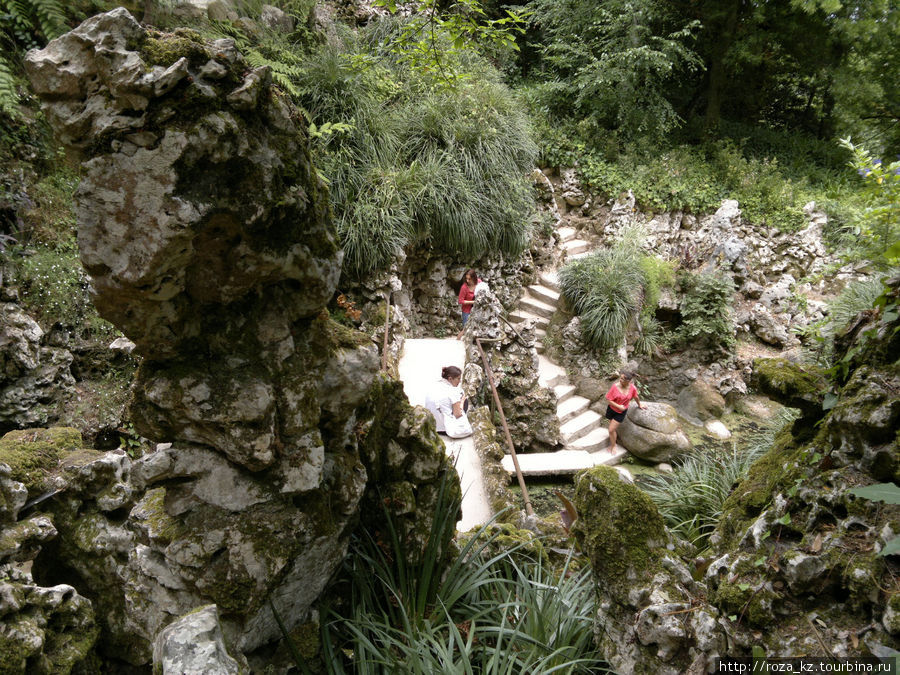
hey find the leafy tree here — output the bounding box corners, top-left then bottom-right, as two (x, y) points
(526, 0), (702, 141)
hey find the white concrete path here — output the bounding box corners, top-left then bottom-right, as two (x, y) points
(398, 338), (493, 532)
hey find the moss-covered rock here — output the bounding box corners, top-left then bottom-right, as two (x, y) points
(0, 427), (83, 497)
(751, 358), (827, 422)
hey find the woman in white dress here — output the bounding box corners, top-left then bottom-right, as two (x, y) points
(424, 366), (473, 438)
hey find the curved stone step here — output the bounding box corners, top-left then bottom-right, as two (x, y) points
(567, 426), (610, 453)
(557, 395), (589, 424)
(537, 354), (566, 388)
(539, 270), (560, 291)
(553, 384), (576, 404)
(557, 226), (577, 243)
(560, 409), (602, 444)
(519, 295), (556, 319)
(527, 284), (560, 305)
(562, 239), (591, 256)
(509, 309), (549, 330)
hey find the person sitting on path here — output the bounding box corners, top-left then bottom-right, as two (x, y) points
(605, 371), (645, 453)
(456, 268), (480, 340)
(424, 365), (473, 438)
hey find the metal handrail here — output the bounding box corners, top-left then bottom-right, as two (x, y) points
(474, 337), (534, 517)
(381, 291), (391, 372)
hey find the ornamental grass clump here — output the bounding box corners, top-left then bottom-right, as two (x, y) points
(641, 411), (795, 549)
(558, 232), (645, 351)
(310, 472), (607, 673)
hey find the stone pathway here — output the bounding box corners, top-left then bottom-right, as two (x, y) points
(504, 230), (628, 477)
(397, 338), (493, 532)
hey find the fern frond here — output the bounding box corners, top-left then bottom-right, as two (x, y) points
(30, 0), (67, 39)
(0, 56), (21, 117)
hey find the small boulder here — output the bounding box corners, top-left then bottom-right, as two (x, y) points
(617, 402), (691, 463)
(260, 4), (295, 32)
(152, 605), (245, 674)
(676, 378), (726, 423)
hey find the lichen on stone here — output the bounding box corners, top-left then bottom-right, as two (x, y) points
(0, 427), (84, 496)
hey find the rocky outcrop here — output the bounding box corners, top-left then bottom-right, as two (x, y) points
(23, 8), (457, 666)
(152, 605), (246, 674)
(676, 378), (727, 424)
(0, 303), (74, 432)
(461, 284), (559, 451)
(0, 455), (100, 674)
(574, 466), (727, 674)
(617, 402), (692, 463)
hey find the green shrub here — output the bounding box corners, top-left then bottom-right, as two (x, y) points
(675, 270), (735, 353)
(559, 244), (644, 351)
(10, 245), (117, 339)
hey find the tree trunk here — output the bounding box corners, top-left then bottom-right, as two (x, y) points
(703, 0), (742, 131)
(142, 0), (155, 25)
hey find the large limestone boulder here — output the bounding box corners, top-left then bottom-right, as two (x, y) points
(676, 378), (726, 424)
(574, 467), (726, 674)
(617, 402), (691, 463)
(24, 9), (459, 667)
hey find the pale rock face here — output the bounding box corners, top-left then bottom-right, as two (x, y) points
(22, 8), (457, 667)
(152, 605), (245, 675)
(0, 303), (75, 428)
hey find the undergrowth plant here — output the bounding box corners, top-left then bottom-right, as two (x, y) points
(675, 269), (735, 353)
(641, 410), (796, 549)
(311, 473), (607, 673)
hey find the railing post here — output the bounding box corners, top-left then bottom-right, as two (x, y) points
(474, 338), (534, 517)
(381, 292), (391, 372)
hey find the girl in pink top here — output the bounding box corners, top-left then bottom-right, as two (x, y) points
(456, 268), (480, 339)
(605, 371), (645, 453)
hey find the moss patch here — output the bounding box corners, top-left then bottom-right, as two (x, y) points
(574, 466), (667, 586)
(0, 427), (84, 496)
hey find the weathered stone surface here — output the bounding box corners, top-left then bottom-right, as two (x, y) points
(0, 303), (75, 430)
(574, 466), (726, 674)
(24, 9), (460, 668)
(152, 605), (245, 674)
(462, 285), (558, 450)
(676, 378), (726, 423)
(751, 358), (827, 421)
(618, 402), (691, 463)
(0, 427), (84, 497)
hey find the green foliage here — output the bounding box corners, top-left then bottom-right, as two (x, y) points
(0, 0), (69, 115)
(297, 24), (537, 276)
(373, 0), (527, 86)
(8, 244), (117, 339)
(839, 139), (900, 269)
(675, 270), (735, 352)
(525, 0), (701, 141)
(641, 412), (794, 548)
(319, 475), (605, 673)
(559, 236), (644, 351)
(848, 483), (900, 557)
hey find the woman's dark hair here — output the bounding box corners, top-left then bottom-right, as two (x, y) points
(620, 371), (636, 381)
(442, 366), (462, 380)
(458, 268), (478, 292)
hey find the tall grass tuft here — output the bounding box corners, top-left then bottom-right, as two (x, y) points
(295, 20), (537, 277)
(315, 471), (608, 673)
(641, 410), (796, 549)
(559, 233), (645, 350)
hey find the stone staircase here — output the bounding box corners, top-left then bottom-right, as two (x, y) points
(502, 239), (628, 476)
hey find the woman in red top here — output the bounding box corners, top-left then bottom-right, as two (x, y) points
(605, 371), (645, 453)
(456, 268), (480, 339)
